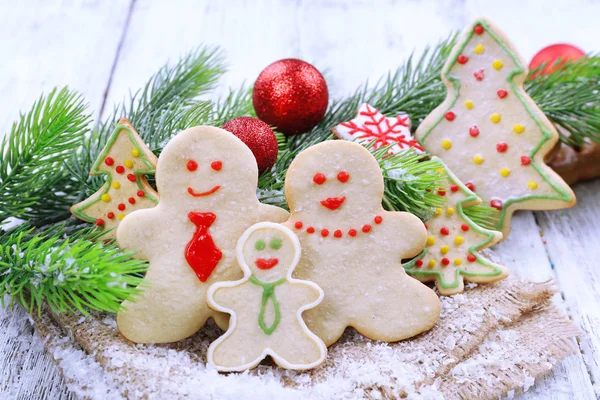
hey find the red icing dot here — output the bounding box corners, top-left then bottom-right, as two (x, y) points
(107, 212), (115, 219)
(211, 161), (223, 171)
(95, 219), (104, 226)
(137, 190), (145, 197)
(295, 221), (303, 229)
(474, 69), (485, 81)
(461, 224), (470, 232)
(306, 226), (315, 234)
(115, 166), (125, 174)
(127, 174), (136, 182)
(362, 224), (372, 233)
(490, 199), (503, 210)
(321, 229), (329, 237)
(450, 185), (459, 192)
(445, 111), (456, 121)
(442, 258), (450, 266)
(104, 157), (114, 166)
(438, 189), (446, 196)
(497, 89), (508, 99)
(128, 197), (136, 204)
(374, 216), (383, 224)
(337, 171), (350, 183)
(187, 160), (198, 171)
(334, 230), (342, 238)
(313, 173), (326, 185)
(469, 126), (480, 137)
(457, 55), (469, 64)
(466, 182), (475, 192)
(424, 223), (428, 230)
(440, 227), (450, 235)
(118, 203), (126, 211)
(415, 259), (424, 267)
(348, 229), (357, 237)
(496, 142), (508, 153)
(474, 24), (484, 35)
(467, 254), (477, 262)
(521, 156), (531, 166)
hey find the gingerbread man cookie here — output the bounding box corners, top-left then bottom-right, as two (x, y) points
(207, 222), (326, 371)
(116, 126), (289, 344)
(415, 18), (575, 237)
(404, 158), (509, 295)
(282, 140), (440, 346)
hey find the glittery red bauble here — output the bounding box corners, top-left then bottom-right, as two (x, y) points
(253, 59), (328, 135)
(222, 116), (278, 173)
(529, 44), (585, 77)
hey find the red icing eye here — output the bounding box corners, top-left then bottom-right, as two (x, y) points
(337, 171), (350, 183)
(211, 161), (223, 171)
(313, 173), (326, 185)
(187, 160), (198, 171)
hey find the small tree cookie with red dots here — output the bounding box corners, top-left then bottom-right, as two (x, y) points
(404, 158), (509, 295)
(332, 103), (423, 154)
(415, 18), (576, 238)
(207, 222), (326, 371)
(71, 118), (158, 239)
(116, 126), (288, 344)
(282, 140), (440, 346)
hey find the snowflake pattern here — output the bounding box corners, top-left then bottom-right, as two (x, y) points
(333, 103), (423, 154)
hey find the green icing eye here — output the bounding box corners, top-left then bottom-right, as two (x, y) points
(255, 240), (266, 250)
(270, 238), (282, 250)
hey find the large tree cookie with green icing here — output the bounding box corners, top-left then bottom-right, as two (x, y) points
(282, 140), (440, 346)
(207, 222), (326, 371)
(115, 126), (288, 344)
(415, 18), (576, 238)
(404, 158), (509, 295)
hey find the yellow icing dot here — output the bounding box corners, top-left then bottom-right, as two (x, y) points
(124, 159), (134, 169)
(428, 259), (437, 268)
(435, 207), (443, 216)
(473, 155), (484, 165)
(435, 167), (446, 174)
(101, 194), (111, 202)
(454, 258), (463, 266)
(492, 60), (503, 70)
(455, 236), (464, 245)
(446, 207), (455, 215)
(441, 139), (452, 150)
(528, 181), (538, 189)
(500, 168), (511, 177)
(513, 124), (525, 134)
(111, 181), (121, 190)
(118, 213), (125, 220)
(131, 149), (140, 157)
(441, 245), (449, 255)
(427, 236), (436, 246)
(464, 100), (474, 109)
(490, 113), (501, 123)
(474, 44), (484, 54)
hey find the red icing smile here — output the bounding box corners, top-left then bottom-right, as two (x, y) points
(187, 186), (221, 197)
(320, 196), (346, 210)
(255, 258), (279, 270)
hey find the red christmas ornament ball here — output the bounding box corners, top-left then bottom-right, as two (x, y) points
(253, 58), (328, 135)
(529, 44), (585, 77)
(222, 116), (278, 173)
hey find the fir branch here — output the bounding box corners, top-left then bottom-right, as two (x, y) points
(0, 88), (91, 225)
(0, 223), (147, 315)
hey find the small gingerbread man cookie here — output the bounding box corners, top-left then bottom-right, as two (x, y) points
(207, 222), (326, 371)
(116, 126), (289, 344)
(282, 140), (440, 346)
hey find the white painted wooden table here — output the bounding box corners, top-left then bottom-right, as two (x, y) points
(1, 1), (599, 398)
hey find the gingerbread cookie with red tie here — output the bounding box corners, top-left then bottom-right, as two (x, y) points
(116, 126), (288, 344)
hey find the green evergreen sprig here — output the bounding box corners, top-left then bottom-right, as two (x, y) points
(0, 224), (147, 315)
(0, 88), (91, 226)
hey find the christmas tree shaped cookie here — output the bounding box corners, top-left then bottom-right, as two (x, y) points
(71, 118), (158, 239)
(415, 18), (576, 237)
(404, 158), (509, 295)
(207, 222), (326, 371)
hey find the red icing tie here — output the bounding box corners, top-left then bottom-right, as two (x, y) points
(185, 212), (222, 282)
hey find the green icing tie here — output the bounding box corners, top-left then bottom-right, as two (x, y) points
(249, 276), (286, 335)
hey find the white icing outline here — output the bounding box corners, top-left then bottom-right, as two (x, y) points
(207, 222), (327, 372)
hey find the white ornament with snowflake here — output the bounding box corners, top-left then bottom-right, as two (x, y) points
(332, 103), (423, 154)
